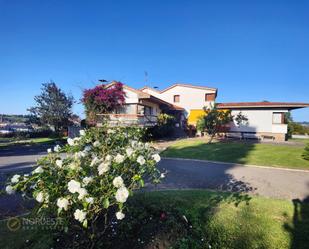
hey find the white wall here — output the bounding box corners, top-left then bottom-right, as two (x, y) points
(229, 109), (288, 134)
(123, 88), (139, 103)
(142, 86), (216, 116)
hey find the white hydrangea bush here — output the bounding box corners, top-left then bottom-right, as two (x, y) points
(5, 126), (161, 230)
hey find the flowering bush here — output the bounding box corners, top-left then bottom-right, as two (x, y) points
(5, 126), (161, 247)
(82, 82), (125, 123)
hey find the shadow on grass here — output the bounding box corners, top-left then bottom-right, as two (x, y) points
(284, 196), (309, 249)
(101, 190), (252, 249)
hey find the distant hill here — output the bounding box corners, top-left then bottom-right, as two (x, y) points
(298, 122), (309, 127)
(0, 114), (32, 124)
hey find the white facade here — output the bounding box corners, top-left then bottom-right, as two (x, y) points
(228, 109), (288, 134)
(123, 88), (139, 104)
(141, 85), (217, 116)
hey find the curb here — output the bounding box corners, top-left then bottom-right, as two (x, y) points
(162, 157), (309, 173)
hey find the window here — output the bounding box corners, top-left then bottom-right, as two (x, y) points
(205, 93), (215, 101)
(273, 112), (284, 124)
(144, 106), (152, 115)
(173, 95), (180, 103)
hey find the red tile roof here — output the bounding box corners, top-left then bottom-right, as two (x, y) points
(217, 102), (309, 110)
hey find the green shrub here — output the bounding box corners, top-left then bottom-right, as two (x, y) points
(147, 113), (175, 139)
(302, 144), (309, 160)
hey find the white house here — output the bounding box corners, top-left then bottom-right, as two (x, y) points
(101, 82), (309, 141)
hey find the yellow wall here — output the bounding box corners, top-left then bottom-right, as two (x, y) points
(187, 109), (205, 125)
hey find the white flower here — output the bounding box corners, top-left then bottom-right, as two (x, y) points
(77, 188), (88, 200)
(55, 159), (63, 168)
(93, 141), (101, 147)
(45, 193), (50, 202)
(126, 148), (134, 157)
(68, 161), (80, 170)
(68, 180), (81, 194)
(54, 145), (61, 152)
(67, 138), (75, 146)
(131, 140), (138, 148)
(160, 173), (166, 179)
(116, 211), (125, 220)
(82, 177), (93, 186)
(145, 142), (150, 149)
(84, 145), (92, 152)
(75, 151), (86, 159)
(85, 197), (94, 204)
(79, 130), (86, 136)
(73, 137), (81, 143)
(74, 209), (86, 223)
(137, 155), (146, 165)
(152, 154), (161, 163)
(90, 156), (100, 167)
(57, 197), (69, 211)
(11, 174), (20, 183)
(115, 187), (129, 203)
(114, 154), (125, 164)
(47, 148), (52, 153)
(5, 185), (15, 195)
(107, 129), (115, 134)
(35, 192), (44, 203)
(105, 155), (112, 161)
(138, 142), (144, 149)
(98, 162), (110, 175)
(33, 166), (44, 174)
(113, 176), (124, 188)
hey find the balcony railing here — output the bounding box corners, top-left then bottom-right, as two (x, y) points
(97, 114), (158, 127)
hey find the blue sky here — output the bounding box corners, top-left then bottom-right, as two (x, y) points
(0, 0), (308, 121)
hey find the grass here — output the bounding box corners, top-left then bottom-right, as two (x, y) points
(290, 138), (309, 144)
(161, 139), (309, 170)
(0, 190), (308, 249)
(0, 137), (65, 148)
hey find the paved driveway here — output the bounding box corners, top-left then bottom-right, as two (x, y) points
(155, 158), (309, 201)
(1, 148), (309, 218)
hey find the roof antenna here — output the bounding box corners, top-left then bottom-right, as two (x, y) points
(144, 71), (148, 84)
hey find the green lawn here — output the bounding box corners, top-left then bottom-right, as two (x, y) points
(0, 137), (65, 148)
(0, 190), (308, 249)
(161, 139), (309, 170)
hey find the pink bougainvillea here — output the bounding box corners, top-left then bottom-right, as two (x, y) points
(82, 81), (126, 122)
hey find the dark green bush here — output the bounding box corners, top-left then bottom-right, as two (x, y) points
(147, 113), (175, 139)
(302, 144), (309, 161)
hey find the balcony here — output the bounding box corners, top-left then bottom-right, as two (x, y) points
(97, 114), (158, 127)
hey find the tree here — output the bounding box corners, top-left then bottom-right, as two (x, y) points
(82, 81), (125, 123)
(235, 111), (249, 126)
(284, 112), (294, 139)
(197, 104), (248, 143)
(28, 82), (74, 132)
(197, 104), (233, 143)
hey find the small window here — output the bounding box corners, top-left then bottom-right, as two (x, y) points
(273, 112), (284, 124)
(205, 93), (215, 101)
(173, 95), (180, 103)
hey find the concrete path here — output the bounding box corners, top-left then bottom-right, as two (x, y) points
(155, 158), (309, 201)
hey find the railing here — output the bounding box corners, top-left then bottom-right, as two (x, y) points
(97, 114), (158, 127)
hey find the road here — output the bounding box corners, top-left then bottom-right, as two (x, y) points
(1, 147), (309, 218)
